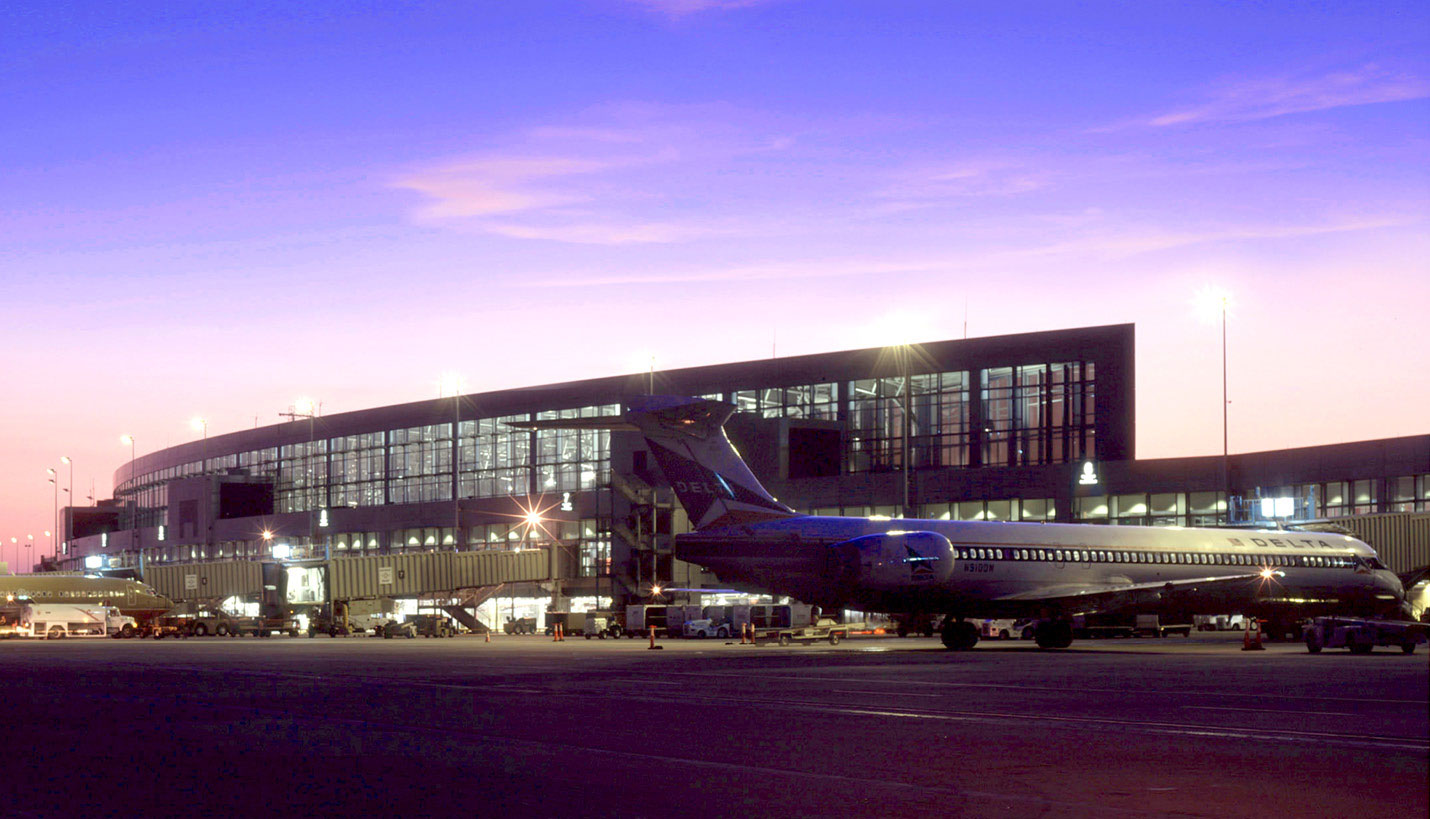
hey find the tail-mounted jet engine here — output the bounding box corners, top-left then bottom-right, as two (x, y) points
(831, 531), (955, 592)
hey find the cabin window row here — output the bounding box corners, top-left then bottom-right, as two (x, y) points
(952, 546), (1360, 569)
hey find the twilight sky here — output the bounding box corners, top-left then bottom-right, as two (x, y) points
(2, 0), (1427, 566)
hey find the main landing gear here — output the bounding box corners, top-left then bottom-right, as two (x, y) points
(1034, 618), (1074, 649)
(940, 616), (979, 651)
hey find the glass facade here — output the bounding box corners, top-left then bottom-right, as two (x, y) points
(331, 433), (386, 508)
(845, 372), (971, 472)
(460, 415), (531, 499)
(982, 362), (1095, 467)
(534, 405), (620, 494)
(388, 424), (452, 504)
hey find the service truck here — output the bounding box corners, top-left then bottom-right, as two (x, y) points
(754, 616), (859, 646)
(18, 604), (137, 639)
(1303, 616), (1427, 655)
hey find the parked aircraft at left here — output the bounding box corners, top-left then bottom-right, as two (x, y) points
(0, 575), (173, 623)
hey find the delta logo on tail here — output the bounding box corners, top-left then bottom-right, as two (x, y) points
(646, 439), (794, 529)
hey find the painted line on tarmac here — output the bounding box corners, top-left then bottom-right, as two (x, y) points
(85, 661), (1428, 753)
(1182, 705), (1361, 717)
(646, 670), (1430, 706)
(70, 689), (1172, 818)
(780, 701), (1429, 753)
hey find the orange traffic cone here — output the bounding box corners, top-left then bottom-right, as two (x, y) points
(484, 629), (490, 643)
(648, 625), (663, 650)
(1241, 619), (1264, 651)
(739, 623), (749, 645)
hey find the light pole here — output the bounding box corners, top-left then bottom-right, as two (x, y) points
(47, 469), (58, 559)
(191, 417), (210, 557)
(1220, 296), (1229, 523)
(120, 432), (136, 519)
(1196, 288), (1233, 524)
(440, 373), (464, 552)
(26, 534), (34, 572)
(60, 456), (73, 556)
(281, 399), (321, 559)
(191, 417), (208, 474)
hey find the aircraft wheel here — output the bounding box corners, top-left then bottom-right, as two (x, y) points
(940, 619), (979, 651)
(1035, 620), (1073, 649)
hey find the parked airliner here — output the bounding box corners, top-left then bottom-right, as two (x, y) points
(520, 396), (1409, 649)
(0, 574), (173, 623)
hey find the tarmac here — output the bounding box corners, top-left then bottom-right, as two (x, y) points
(1, 630), (1425, 818)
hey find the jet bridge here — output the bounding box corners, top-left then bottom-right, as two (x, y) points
(142, 548), (554, 604)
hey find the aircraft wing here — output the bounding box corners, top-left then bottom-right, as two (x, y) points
(992, 572), (1268, 613)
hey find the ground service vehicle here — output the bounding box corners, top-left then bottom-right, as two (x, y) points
(19, 604), (136, 638)
(625, 604), (703, 638)
(1135, 615), (1192, 638)
(1195, 614), (1246, 631)
(503, 616), (537, 635)
(682, 618), (733, 639)
(1303, 616), (1427, 654)
(407, 614), (456, 638)
(980, 619), (1018, 639)
(755, 617), (856, 647)
(380, 619), (417, 639)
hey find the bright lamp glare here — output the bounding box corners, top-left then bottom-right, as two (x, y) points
(1194, 287), (1233, 323)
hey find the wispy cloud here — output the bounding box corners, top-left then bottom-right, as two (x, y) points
(516, 213), (1417, 288)
(1141, 64), (1430, 128)
(873, 159), (1049, 212)
(994, 215), (1416, 262)
(520, 257), (943, 288)
(620, 0), (778, 19)
(393, 103), (812, 244)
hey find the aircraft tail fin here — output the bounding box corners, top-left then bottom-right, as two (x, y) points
(624, 396), (796, 529)
(510, 396), (796, 530)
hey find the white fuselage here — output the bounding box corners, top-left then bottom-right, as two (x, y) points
(676, 517), (1402, 618)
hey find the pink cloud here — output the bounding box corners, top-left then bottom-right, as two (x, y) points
(620, 0), (778, 18)
(1147, 64), (1430, 126)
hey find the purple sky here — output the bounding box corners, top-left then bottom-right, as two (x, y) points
(3, 1), (1427, 566)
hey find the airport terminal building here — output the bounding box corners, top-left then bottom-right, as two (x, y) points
(59, 324), (1430, 619)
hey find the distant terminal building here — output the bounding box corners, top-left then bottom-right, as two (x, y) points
(59, 324), (1429, 618)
